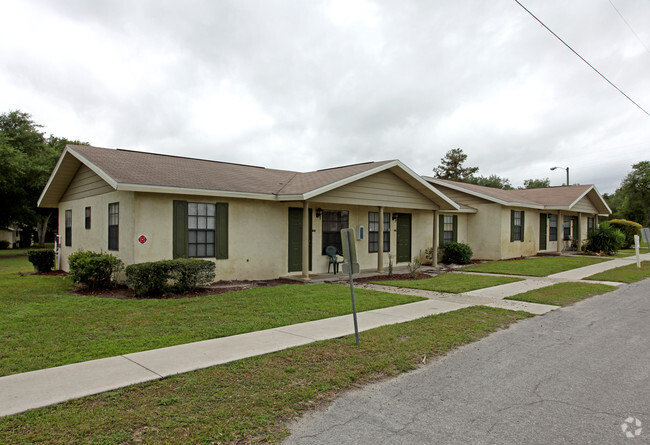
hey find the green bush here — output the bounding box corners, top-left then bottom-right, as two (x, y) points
(126, 258), (216, 297)
(442, 242), (473, 264)
(0, 240), (10, 249)
(584, 221), (625, 255)
(27, 249), (55, 272)
(68, 251), (124, 291)
(608, 219), (642, 248)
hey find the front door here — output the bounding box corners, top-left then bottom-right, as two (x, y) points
(539, 213), (547, 250)
(288, 208), (312, 272)
(396, 213), (412, 263)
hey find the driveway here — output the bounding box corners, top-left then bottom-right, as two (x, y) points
(286, 279), (649, 444)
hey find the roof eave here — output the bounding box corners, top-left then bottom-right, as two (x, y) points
(423, 177), (541, 209)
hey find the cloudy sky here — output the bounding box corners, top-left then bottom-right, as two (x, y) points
(2, 0), (649, 193)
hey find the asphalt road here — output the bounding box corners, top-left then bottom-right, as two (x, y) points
(285, 279), (650, 444)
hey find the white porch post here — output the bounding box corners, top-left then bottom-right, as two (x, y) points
(377, 206), (384, 273)
(576, 212), (582, 251)
(302, 201), (310, 280)
(433, 210), (439, 267)
(557, 211), (563, 253)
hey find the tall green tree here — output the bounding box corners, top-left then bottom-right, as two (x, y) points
(522, 178), (551, 189)
(614, 161), (650, 226)
(466, 174), (513, 189)
(433, 148), (479, 181)
(0, 110), (85, 247)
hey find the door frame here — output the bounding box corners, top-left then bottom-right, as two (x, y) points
(288, 207), (312, 272)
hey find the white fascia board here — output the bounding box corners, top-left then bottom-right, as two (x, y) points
(301, 161), (401, 200)
(568, 185), (612, 215)
(116, 183), (278, 201)
(424, 177), (541, 209)
(67, 147), (119, 189)
(37, 146), (72, 207)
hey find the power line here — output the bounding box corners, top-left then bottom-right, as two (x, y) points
(514, 0), (650, 117)
(608, 0), (650, 54)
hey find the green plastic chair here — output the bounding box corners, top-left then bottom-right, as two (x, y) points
(326, 245), (343, 274)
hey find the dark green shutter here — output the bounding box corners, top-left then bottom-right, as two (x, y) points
(173, 200), (188, 258)
(510, 210), (515, 242)
(439, 214), (444, 246)
(521, 211), (525, 242)
(215, 203), (228, 259)
(452, 215), (458, 243)
(539, 213), (547, 250)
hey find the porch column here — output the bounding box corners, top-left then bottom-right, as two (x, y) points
(595, 214), (599, 226)
(556, 211), (563, 253)
(302, 200), (310, 280)
(433, 210), (439, 267)
(576, 212), (582, 251)
(377, 206), (384, 273)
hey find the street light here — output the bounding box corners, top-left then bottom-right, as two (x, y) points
(550, 166), (570, 186)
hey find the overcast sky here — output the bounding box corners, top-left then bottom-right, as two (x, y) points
(2, 0), (649, 193)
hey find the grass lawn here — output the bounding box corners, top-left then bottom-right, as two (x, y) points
(584, 261), (650, 283)
(0, 306), (532, 444)
(0, 255), (422, 377)
(463, 256), (610, 277)
(374, 273), (523, 293)
(505, 282), (618, 307)
(612, 246), (649, 258)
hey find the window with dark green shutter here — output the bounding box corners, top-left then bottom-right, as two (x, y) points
(368, 212), (390, 253)
(173, 201), (228, 259)
(511, 210), (524, 242)
(549, 214), (558, 241)
(65, 210), (72, 247)
(108, 202), (119, 251)
(439, 214), (457, 246)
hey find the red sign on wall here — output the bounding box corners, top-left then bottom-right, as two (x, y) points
(138, 235), (148, 245)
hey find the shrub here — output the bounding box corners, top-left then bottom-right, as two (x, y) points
(68, 251), (124, 291)
(441, 242), (473, 264)
(0, 240), (10, 250)
(126, 258), (216, 297)
(608, 219), (642, 248)
(584, 221), (625, 255)
(407, 257), (422, 278)
(27, 249), (55, 272)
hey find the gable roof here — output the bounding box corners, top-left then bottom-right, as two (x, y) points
(423, 177), (611, 215)
(39, 145), (458, 210)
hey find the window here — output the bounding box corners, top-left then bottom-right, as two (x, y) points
(368, 212), (390, 253)
(322, 210), (349, 254)
(549, 214), (557, 241)
(188, 202), (215, 258)
(511, 210), (524, 242)
(108, 202), (119, 251)
(439, 215), (457, 246)
(85, 207), (91, 229)
(587, 217), (595, 235)
(65, 210), (72, 247)
(172, 201), (228, 259)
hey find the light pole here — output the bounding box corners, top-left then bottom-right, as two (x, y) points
(550, 166), (569, 186)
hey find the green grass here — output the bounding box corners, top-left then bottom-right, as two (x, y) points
(0, 306), (533, 444)
(0, 255), (422, 376)
(612, 246), (649, 258)
(584, 261), (650, 283)
(463, 256), (610, 277)
(505, 282), (618, 307)
(374, 273), (523, 293)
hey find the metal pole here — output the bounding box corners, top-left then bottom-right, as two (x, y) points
(566, 167), (570, 186)
(345, 230), (360, 345)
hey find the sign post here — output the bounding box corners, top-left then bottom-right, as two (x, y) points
(641, 227), (650, 250)
(341, 228), (360, 345)
(634, 234), (641, 268)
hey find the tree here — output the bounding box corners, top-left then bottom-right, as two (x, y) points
(466, 174), (513, 189)
(522, 178), (551, 189)
(616, 161), (650, 226)
(433, 148), (479, 181)
(0, 110), (85, 247)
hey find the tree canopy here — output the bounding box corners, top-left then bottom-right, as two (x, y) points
(433, 148), (479, 181)
(522, 178), (551, 189)
(0, 110), (85, 246)
(606, 161), (650, 226)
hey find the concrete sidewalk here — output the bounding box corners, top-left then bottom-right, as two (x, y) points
(1, 253), (647, 418)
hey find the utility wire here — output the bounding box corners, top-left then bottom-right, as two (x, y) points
(514, 0), (650, 117)
(608, 0), (650, 54)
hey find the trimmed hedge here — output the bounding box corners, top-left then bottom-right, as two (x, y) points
(0, 240), (10, 250)
(442, 242), (473, 264)
(125, 258), (216, 297)
(609, 219), (642, 248)
(27, 249), (55, 273)
(68, 251), (124, 291)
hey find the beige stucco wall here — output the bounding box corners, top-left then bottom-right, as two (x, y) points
(499, 207), (538, 258)
(58, 190), (135, 270)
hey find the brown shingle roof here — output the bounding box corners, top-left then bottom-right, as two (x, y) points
(426, 178), (608, 212)
(70, 145), (392, 195)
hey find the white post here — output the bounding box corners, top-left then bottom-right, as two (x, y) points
(635, 234), (641, 268)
